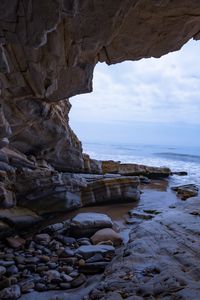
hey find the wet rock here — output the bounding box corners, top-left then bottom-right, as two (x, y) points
(59, 248), (74, 258)
(46, 270), (61, 283)
(0, 260), (15, 267)
(69, 270), (79, 278)
(58, 257), (77, 266)
(139, 176), (151, 184)
(75, 245), (115, 260)
(24, 257), (39, 264)
(171, 171), (188, 176)
(101, 292), (123, 300)
(42, 223), (64, 234)
(19, 279), (35, 293)
(58, 266), (73, 274)
(61, 274), (73, 282)
(55, 235), (77, 246)
(81, 177), (140, 207)
(0, 284), (21, 300)
(78, 259), (86, 267)
(91, 228), (123, 246)
(143, 209), (161, 215)
(0, 221), (11, 237)
(77, 237), (91, 245)
(6, 265), (18, 276)
(35, 233), (51, 244)
(36, 266), (49, 273)
(79, 261), (109, 274)
(128, 209), (155, 220)
(6, 237), (25, 249)
(83, 154), (102, 174)
(38, 255), (50, 263)
(47, 262), (58, 270)
(0, 265), (6, 275)
(59, 282), (71, 289)
(35, 283), (47, 291)
(71, 273), (86, 288)
(86, 253), (105, 263)
(171, 184), (199, 200)
(16, 169), (83, 216)
(102, 161), (171, 178)
(69, 212), (113, 237)
(0, 207), (42, 229)
(0, 278), (13, 290)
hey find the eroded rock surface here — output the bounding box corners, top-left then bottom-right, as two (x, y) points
(102, 161), (171, 178)
(88, 197), (200, 300)
(171, 184), (199, 200)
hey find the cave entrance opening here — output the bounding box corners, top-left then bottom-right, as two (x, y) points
(69, 39), (200, 181)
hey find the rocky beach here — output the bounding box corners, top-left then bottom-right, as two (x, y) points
(0, 1), (200, 299)
(0, 158), (200, 299)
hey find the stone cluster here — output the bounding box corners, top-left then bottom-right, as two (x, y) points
(0, 212), (122, 300)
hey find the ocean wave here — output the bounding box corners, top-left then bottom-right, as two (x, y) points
(155, 152), (200, 163)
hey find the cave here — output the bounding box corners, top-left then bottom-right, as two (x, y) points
(0, 1), (200, 299)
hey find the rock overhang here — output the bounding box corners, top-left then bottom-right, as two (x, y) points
(0, 1), (198, 233)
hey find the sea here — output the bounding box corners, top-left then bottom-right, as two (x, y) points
(82, 142), (200, 187)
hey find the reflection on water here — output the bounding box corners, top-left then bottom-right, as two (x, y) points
(56, 179), (178, 244)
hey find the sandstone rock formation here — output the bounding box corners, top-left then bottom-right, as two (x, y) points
(101, 160), (171, 178)
(81, 176), (140, 206)
(0, 1), (198, 234)
(171, 184), (199, 200)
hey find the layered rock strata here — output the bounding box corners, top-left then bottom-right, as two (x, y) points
(0, 146), (142, 237)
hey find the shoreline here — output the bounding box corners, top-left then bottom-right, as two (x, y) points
(0, 173), (199, 300)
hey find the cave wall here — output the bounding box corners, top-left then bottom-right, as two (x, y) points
(1, 1), (200, 167)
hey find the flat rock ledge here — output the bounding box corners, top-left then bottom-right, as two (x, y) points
(88, 197), (200, 300)
(83, 155), (171, 178)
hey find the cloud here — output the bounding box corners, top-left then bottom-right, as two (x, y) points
(70, 39), (200, 126)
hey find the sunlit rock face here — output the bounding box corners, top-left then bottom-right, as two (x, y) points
(0, 1), (199, 233)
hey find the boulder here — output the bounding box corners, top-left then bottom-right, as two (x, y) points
(171, 184), (199, 200)
(91, 228), (123, 246)
(75, 245), (115, 260)
(69, 212), (113, 237)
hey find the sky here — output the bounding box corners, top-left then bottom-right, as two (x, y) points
(69, 39), (200, 147)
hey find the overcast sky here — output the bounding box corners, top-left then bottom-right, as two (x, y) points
(70, 39), (200, 147)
